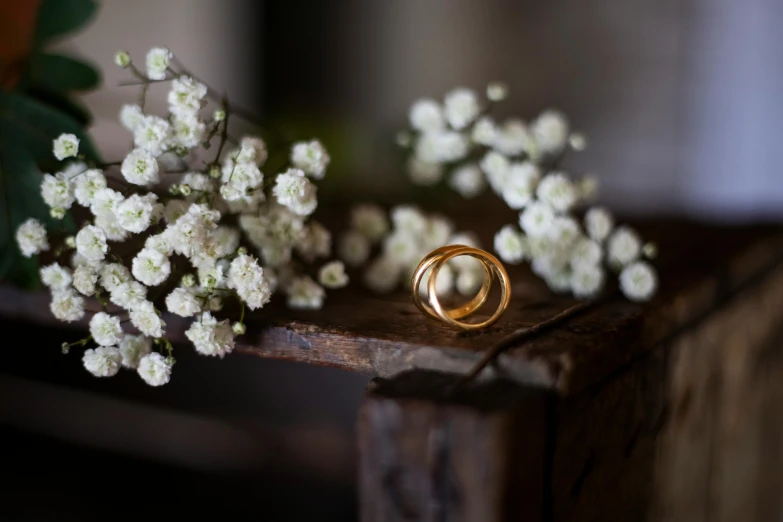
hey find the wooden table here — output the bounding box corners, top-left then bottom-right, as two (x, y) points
(2, 219), (782, 522)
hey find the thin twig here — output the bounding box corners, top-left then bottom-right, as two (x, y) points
(458, 298), (599, 385)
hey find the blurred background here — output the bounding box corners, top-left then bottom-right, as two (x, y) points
(1, 0), (782, 520)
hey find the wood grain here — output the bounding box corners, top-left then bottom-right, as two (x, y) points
(358, 371), (548, 522)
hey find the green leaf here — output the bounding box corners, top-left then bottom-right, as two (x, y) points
(26, 87), (91, 126)
(0, 135), (49, 287)
(33, 0), (98, 47)
(0, 91), (101, 172)
(26, 53), (101, 92)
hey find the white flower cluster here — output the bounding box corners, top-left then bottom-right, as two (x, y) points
(340, 203), (486, 297)
(400, 84), (658, 302)
(16, 47), (348, 386)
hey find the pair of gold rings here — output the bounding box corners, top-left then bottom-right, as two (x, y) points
(411, 245), (511, 331)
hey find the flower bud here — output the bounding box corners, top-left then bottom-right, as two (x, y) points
(181, 274), (196, 287)
(213, 109), (226, 122)
(208, 296), (223, 311)
(179, 184), (192, 196)
(643, 242), (658, 260)
(169, 184), (181, 195)
(486, 82), (508, 102)
(114, 51), (131, 68)
(209, 165), (221, 179)
(232, 322), (246, 335)
(61, 342), (70, 354)
(50, 207), (66, 220)
(64, 236), (76, 248)
(201, 274), (216, 290)
(236, 247), (247, 256)
(569, 133), (587, 151)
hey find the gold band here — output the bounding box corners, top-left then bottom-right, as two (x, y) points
(411, 245), (511, 330)
(411, 245), (494, 320)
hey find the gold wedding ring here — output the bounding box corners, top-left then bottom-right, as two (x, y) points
(411, 245), (511, 330)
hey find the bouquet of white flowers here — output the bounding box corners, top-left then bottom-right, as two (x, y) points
(391, 83), (658, 302)
(15, 48), (348, 386)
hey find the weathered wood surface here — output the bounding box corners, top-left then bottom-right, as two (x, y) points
(358, 253), (783, 522)
(1, 220), (781, 395)
(358, 371), (548, 522)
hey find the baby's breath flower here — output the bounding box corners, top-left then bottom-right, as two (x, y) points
(165, 287), (202, 317)
(383, 230), (419, 266)
(273, 168), (318, 216)
(120, 104), (145, 132)
(318, 260), (349, 289)
(90, 312), (124, 346)
(16, 218), (49, 257)
(444, 87), (480, 130)
(409, 99), (444, 132)
(50, 290), (85, 322)
(339, 230), (371, 267)
(145, 47), (172, 80)
(114, 51), (131, 68)
(502, 162), (540, 209)
(571, 265), (604, 299)
(73, 169), (107, 206)
(41, 172), (75, 210)
(73, 265), (98, 296)
(286, 276), (326, 310)
(53, 133), (79, 161)
(584, 207), (613, 243)
(83, 347), (122, 377)
(519, 201), (555, 237)
(137, 352), (172, 386)
(486, 82), (508, 102)
(619, 261), (657, 302)
(100, 263), (131, 292)
(291, 140), (330, 179)
(536, 172), (577, 213)
(569, 133), (587, 151)
(448, 163), (485, 199)
(414, 131), (469, 164)
(471, 117), (498, 146)
(109, 280), (148, 311)
(134, 115), (171, 157)
(167, 76), (207, 116)
(40, 263), (72, 291)
(390, 205), (427, 236)
(480, 150), (511, 194)
(116, 193), (154, 234)
(532, 110), (569, 155)
(132, 247), (171, 286)
(75, 225), (108, 262)
(494, 225), (527, 264)
(121, 148), (160, 186)
(185, 312), (235, 358)
(493, 119), (532, 157)
(607, 226), (641, 267)
(130, 301), (165, 338)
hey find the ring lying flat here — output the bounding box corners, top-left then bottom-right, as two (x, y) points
(411, 245), (511, 330)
